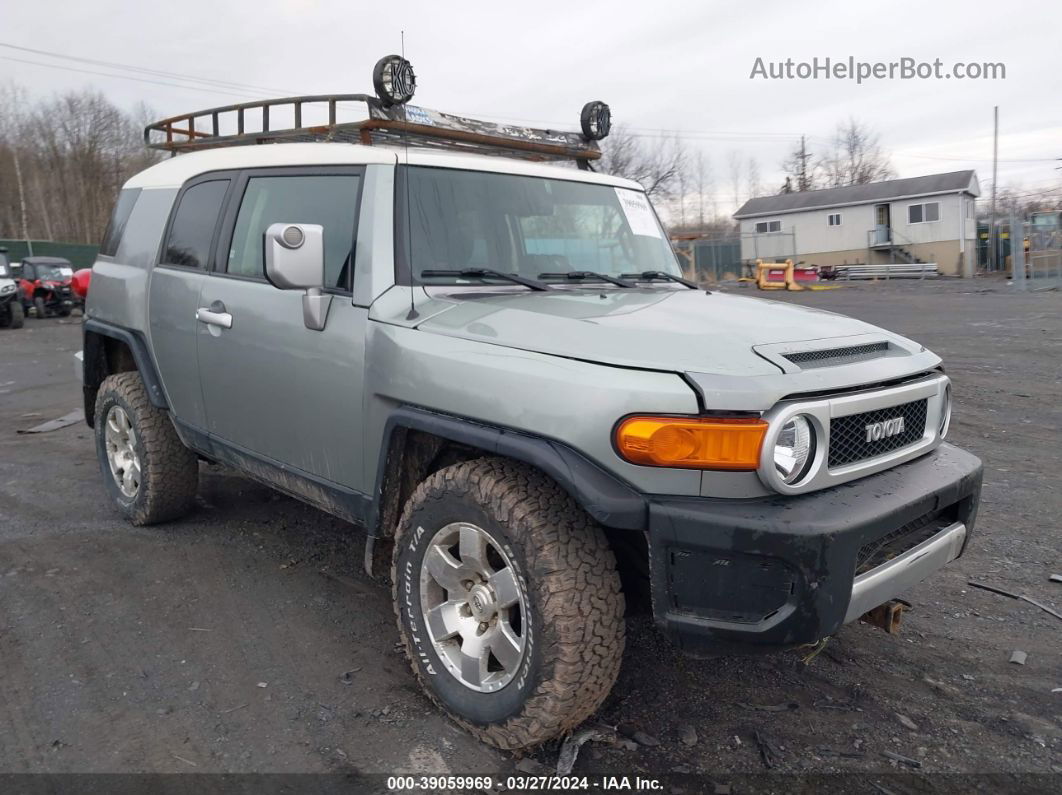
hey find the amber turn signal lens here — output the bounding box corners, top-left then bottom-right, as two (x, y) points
(614, 416), (768, 470)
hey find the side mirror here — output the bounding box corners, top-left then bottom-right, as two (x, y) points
(263, 223), (331, 331)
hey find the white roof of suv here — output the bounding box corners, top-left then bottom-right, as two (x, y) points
(124, 142), (643, 192)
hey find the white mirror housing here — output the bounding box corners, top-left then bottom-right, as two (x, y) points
(263, 223), (331, 331)
(264, 223), (325, 289)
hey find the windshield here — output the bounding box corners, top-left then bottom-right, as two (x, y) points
(34, 265), (73, 281)
(0, 264), (8, 278)
(403, 167), (680, 283)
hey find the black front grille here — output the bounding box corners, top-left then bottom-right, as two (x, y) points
(829, 398), (927, 467)
(783, 341), (888, 368)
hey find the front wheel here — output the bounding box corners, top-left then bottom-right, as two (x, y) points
(33, 296), (47, 318)
(392, 458), (625, 750)
(9, 301), (24, 328)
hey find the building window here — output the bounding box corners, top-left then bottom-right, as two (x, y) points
(908, 201), (940, 224)
(827, 213), (842, 226)
(755, 220), (782, 233)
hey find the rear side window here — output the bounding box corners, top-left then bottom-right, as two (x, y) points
(226, 174), (360, 290)
(99, 188), (141, 257)
(162, 180), (230, 268)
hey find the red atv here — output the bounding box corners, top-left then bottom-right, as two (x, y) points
(16, 256), (76, 318)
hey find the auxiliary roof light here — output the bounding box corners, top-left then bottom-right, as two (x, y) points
(580, 101), (612, 141)
(373, 55), (417, 106)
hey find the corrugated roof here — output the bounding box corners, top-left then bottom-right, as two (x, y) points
(734, 170), (978, 218)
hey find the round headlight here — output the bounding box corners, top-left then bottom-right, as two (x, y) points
(939, 384), (952, 438)
(774, 415), (815, 484)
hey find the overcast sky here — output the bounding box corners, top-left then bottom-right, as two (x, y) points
(3, 0), (1060, 214)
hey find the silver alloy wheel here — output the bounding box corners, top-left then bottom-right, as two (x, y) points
(419, 522), (527, 692)
(104, 405), (141, 498)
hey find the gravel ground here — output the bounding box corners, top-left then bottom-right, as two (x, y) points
(0, 279), (1059, 788)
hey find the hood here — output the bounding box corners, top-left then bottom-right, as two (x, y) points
(415, 288), (926, 377)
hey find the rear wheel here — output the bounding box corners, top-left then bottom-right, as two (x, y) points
(392, 458), (625, 750)
(9, 301), (24, 328)
(33, 296), (46, 318)
(94, 372), (199, 525)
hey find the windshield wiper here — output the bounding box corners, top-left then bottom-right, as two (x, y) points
(538, 271), (636, 288)
(620, 271), (701, 290)
(420, 268), (553, 291)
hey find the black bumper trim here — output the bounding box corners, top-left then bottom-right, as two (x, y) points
(647, 443), (982, 652)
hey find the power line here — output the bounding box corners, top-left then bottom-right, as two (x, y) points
(0, 55), (273, 100)
(5, 40), (1058, 173)
(0, 40), (296, 96)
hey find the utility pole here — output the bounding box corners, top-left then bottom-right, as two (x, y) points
(797, 135), (812, 192)
(11, 147), (33, 257)
(988, 106), (998, 271)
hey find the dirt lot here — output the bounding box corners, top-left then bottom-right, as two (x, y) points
(1, 280), (1060, 788)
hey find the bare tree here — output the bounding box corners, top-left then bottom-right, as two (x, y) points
(781, 134), (816, 192)
(0, 84), (160, 244)
(727, 151), (743, 212)
(819, 118), (894, 187)
(596, 126), (687, 201)
(693, 151), (714, 227)
(746, 157), (763, 200)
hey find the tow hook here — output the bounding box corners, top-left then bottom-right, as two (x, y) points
(860, 599), (910, 635)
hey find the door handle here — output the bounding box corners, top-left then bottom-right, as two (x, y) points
(196, 300), (233, 329)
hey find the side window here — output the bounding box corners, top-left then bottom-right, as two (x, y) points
(226, 174), (361, 290)
(99, 188), (141, 256)
(162, 180), (230, 268)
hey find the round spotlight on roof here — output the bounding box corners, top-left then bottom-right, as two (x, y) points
(580, 101), (611, 141)
(373, 55), (417, 106)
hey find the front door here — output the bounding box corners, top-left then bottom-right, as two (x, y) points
(874, 203), (891, 245)
(196, 167), (368, 491)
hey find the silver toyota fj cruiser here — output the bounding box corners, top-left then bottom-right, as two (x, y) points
(80, 56), (982, 750)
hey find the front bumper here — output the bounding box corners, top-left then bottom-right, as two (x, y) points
(647, 442), (982, 653)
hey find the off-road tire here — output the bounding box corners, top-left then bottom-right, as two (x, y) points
(94, 372), (198, 525)
(58, 307), (71, 317)
(9, 301), (24, 329)
(33, 296), (46, 319)
(392, 457), (625, 750)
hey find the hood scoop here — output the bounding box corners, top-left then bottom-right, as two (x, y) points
(782, 341), (890, 369)
(754, 334), (918, 375)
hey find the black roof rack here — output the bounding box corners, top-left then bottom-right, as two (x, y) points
(144, 57), (611, 166)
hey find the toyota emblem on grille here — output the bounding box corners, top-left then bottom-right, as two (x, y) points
(865, 416), (905, 442)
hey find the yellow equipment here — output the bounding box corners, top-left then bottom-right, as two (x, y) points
(755, 259), (804, 291)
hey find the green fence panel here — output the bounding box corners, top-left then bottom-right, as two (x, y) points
(0, 240), (99, 269)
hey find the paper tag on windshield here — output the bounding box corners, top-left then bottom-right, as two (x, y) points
(615, 188), (662, 238)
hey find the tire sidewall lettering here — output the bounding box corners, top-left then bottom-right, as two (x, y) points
(398, 506), (539, 721)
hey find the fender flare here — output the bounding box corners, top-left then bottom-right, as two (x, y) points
(369, 405), (647, 536)
(83, 318), (168, 409)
